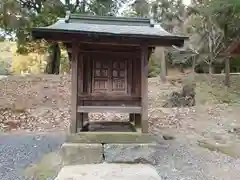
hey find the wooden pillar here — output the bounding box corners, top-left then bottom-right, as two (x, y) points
(141, 45), (148, 133)
(70, 43), (79, 133)
(225, 57), (230, 87)
(77, 52), (85, 132)
(129, 113), (135, 122)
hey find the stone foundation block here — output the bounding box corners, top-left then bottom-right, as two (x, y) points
(62, 143), (103, 165)
(104, 143), (159, 165)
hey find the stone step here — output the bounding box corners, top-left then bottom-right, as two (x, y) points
(55, 164), (162, 180)
(62, 143), (164, 165)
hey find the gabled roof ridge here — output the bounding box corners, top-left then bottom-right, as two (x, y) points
(64, 11), (152, 26)
(71, 14), (151, 22)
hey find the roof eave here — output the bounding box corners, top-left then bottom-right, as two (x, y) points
(31, 27), (187, 47)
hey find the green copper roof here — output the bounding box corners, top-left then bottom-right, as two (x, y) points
(31, 12), (187, 46)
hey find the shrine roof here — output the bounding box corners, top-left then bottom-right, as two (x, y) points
(31, 12), (187, 47)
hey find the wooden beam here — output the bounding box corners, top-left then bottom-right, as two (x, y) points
(77, 106), (141, 113)
(70, 43), (79, 134)
(78, 50), (139, 57)
(141, 45), (149, 133)
(66, 42), (153, 53)
(79, 43), (141, 51)
(78, 95), (141, 101)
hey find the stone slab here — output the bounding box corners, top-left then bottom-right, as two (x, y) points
(104, 143), (160, 165)
(66, 132), (155, 144)
(82, 121), (136, 132)
(62, 143), (103, 165)
(55, 164), (162, 180)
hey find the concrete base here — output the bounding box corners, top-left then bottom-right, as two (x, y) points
(63, 132), (159, 165)
(61, 142), (160, 165)
(54, 164), (162, 180)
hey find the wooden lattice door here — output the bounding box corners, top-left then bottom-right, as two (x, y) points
(92, 59), (109, 93)
(92, 59), (128, 95)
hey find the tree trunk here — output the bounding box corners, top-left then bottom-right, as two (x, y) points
(160, 49), (167, 83)
(224, 24), (230, 87)
(82, 0), (86, 13)
(179, 63), (184, 73)
(209, 62), (212, 74)
(192, 56), (195, 73)
(225, 57), (230, 87)
(45, 43), (61, 74)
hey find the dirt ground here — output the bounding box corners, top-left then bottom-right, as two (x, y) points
(1, 72), (240, 159)
(149, 73), (240, 158)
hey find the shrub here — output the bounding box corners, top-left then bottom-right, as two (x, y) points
(11, 53), (46, 74)
(148, 56), (161, 77)
(0, 60), (10, 75)
(11, 54), (32, 73)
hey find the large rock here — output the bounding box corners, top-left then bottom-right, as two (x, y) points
(103, 144), (159, 165)
(55, 164), (162, 180)
(163, 83), (196, 107)
(61, 143), (103, 165)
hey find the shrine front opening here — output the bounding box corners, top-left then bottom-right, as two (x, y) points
(31, 12), (187, 137)
(68, 43), (151, 133)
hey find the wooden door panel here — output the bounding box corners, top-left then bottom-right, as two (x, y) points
(91, 58), (128, 95)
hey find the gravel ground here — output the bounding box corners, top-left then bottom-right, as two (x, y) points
(0, 131), (240, 180)
(152, 131), (240, 180)
(0, 132), (65, 180)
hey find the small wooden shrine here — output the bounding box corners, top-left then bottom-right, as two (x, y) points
(32, 12), (187, 135)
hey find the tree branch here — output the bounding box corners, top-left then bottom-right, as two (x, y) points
(18, 0), (42, 13)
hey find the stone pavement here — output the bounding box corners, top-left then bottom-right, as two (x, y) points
(55, 163), (162, 180)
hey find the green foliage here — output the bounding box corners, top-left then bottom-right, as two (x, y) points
(0, 41), (15, 75)
(230, 56), (240, 72)
(11, 53), (45, 74)
(151, 0), (185, 27)
(0, 0), (127, 75)
(148, 56), (161, 78)
(207, 0), (240, 36)
(0, 36), (5, 42)
(9, 43), (70, 75)
(131, 0), (149, 17)
(60, 50), (70, 73)
(10, 50), (71, 74)
(0, 0), (125, 55)
(189, 0), (240, 51)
